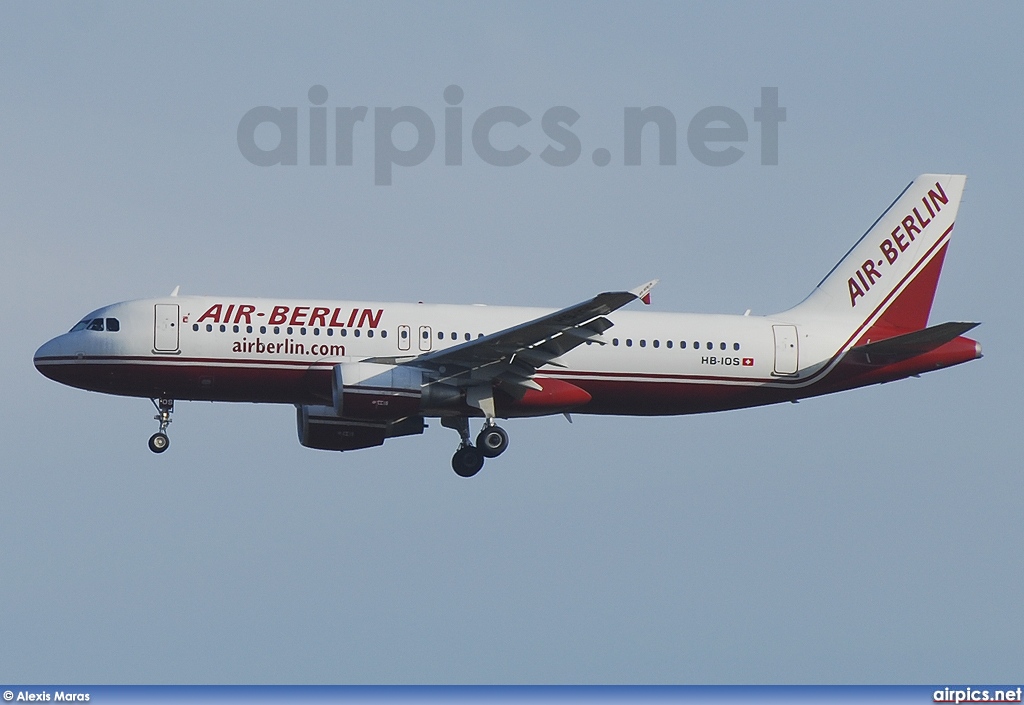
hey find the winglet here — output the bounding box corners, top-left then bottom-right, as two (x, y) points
(630, 279), (658, 305)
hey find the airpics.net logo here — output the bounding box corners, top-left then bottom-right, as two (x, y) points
(237, 85), (786, 185)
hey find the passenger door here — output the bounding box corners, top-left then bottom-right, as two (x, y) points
(153, 304), (180, 353)
(772, 324), (798, 376)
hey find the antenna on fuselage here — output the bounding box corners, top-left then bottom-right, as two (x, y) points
(170, 286), (180, 297)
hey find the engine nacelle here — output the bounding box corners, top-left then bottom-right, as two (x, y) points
(332, 362), (463, 420)
(333, 362), (423, 421)
(296, 404), (425, 451)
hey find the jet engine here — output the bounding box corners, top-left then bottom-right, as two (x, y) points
(331, 361), (462, 421)
(296, 404), (425, 451)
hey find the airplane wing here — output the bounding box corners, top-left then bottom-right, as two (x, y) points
(375, 280), (657, 396)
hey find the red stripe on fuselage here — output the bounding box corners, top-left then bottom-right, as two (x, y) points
(35, 335), (978, 417)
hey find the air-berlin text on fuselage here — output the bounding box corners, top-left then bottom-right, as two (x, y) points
(848, 181), (949, 307)
(192, 304), (384, 328)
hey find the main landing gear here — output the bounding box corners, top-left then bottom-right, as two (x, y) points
(443, 417), (510, 477)
(148, 398), (174, 454)
(476, 424), (509, 458)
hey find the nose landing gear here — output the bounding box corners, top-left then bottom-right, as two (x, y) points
(442, 416), (509, 477)
(148, 398), (174, 453)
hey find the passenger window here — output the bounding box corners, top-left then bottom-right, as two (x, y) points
(287, 327), (293, 335)
(273, 326), (280, 335)
(314, 328), (320, 336)
(367, 330), (374, 338)
(693, 341), (699, 349)
(626, 339), (633, 347)
(326, 328), (333, 336)
(464, 333), (470, 341)
(354, 329), (360, 337)
(300, 327), (307, 335)
(680, 341), (686, 349)
(639, 340), (646, 348)
(247, 326), (253, 334)
(720, 342), (726, 350)
(613, 338), (619, 346)
(192, 324), (199, 332)
(734, 342), (740, 351)
(341, 329), (348, 337)
(87, 318), (104, 331)
(653, 340), (659, 348)
(401, 329), (409, 339)
(666, 340), (673, 349)
(381, 330), (387, 339)
(233, 325), (239, 333)
(260, 326), (267, 334)
(706, 341), (713, 350)
(219, 324), (226, 333)
(206, 324), (213, 332)
(106, 318), (120, 332)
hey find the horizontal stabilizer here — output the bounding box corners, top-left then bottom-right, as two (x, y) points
(847, 321), (980, 365)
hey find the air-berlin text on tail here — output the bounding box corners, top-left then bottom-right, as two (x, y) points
(190, 304), (384, 328)
(849, 180), (949, 307)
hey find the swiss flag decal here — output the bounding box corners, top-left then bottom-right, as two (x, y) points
(742, 358), (754, 366)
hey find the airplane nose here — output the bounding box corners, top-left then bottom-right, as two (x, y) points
(35, 338), (52, 365)
(34, 336), (66, 381)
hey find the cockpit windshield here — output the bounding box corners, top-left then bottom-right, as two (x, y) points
(69, 317), (120, 333)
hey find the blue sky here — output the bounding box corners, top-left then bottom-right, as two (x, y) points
(1, 0), (1021, 684)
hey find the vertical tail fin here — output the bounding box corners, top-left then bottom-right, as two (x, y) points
(785, 174), (966, 345)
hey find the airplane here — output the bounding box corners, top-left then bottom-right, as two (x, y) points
(34, 174), (981, 477)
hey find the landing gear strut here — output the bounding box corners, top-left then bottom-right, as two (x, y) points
(442, 416), (510, 477)
(149, 398), (174, 454)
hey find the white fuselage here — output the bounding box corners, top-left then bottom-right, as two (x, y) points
(33, 293), (930, 418)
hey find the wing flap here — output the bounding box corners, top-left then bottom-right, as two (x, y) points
(512, 347), (567, 368)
